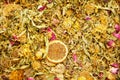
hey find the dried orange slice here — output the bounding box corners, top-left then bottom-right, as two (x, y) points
(47, 40), (68, 63)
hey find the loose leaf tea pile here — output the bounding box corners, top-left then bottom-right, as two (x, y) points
(0, 0), (120, 80)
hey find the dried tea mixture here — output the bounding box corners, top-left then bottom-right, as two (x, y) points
(0, 0), (120, 80)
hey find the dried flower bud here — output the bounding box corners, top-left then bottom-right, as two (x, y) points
(114, 24), (120, 33)
(111, 63), (119, 68)
(27, 77), (35, 80)
(107, 40), (115, 48)
(110, 67), (119, 74)
(113, 32), (120, 40)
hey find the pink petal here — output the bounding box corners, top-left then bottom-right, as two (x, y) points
(27, 77), (35, 80)
(98, 72), (104, 79)
(10, 41), (15, 46)
(72, 53), (77, 62)
(38, 5), (46, 11)
(85, 16), (91, 20)
(113, 32), (120, 39)
(48, 0), (52, 3)
(52, 18), (60, 26)
(107, 40), (115, 48)
(110, 67), (119, 74)
(47, 27), (52, 32)
(12, 35), (18, 41)
(50, 32), (56, 41)
(111, 63), (119, 68)
(114, 24), (120, 33)
(54, 77), (60, 80)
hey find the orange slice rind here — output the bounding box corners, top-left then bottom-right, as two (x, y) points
(47, 40), (68, 63)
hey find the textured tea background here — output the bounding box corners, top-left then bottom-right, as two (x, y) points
(0, 0), (120, 80)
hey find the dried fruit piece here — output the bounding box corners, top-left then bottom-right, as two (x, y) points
(47, 40), (68, 63)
